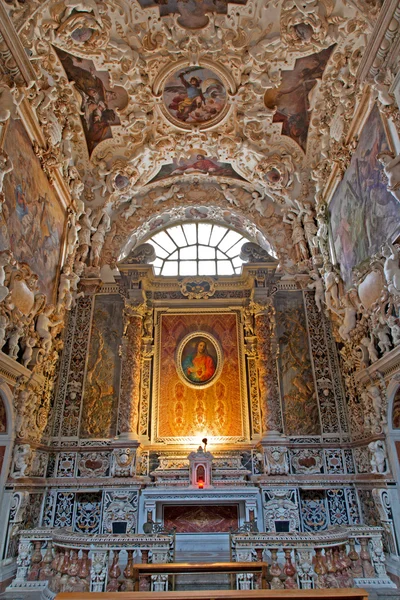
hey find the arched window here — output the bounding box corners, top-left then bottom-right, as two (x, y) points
(147, 223), (249, 276)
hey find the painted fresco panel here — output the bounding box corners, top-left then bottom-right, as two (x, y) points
(56, 49), (128, 155)
(276, 291), (320, 436)
(329, 105), (400, 287)
(157, 312), (244, 441)
(163, 504), (238, 533)
(0, 119), (65, 301)
(264, 46), (334, 151)
(150, 154), (245, 184)
(80, 294), (123, 438)
(136, 0), (246, 29)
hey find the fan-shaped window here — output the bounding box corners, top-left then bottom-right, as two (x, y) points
(148, 223), (248, 276)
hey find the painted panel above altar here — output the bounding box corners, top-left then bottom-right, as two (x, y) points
(153, 311), (248, 444)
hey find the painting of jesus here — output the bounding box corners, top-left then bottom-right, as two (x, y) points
(180, 337), (217, 385)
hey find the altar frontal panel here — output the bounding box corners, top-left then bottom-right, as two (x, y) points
(163, 504), (238, 533)
(154, 312), (246, 443)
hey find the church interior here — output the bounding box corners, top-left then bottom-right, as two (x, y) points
(0, 0), (400, 597)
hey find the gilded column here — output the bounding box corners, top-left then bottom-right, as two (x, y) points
(118, 298), (145, 440)
(252, 294), (283, 437)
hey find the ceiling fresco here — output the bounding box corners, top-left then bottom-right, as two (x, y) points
(136, 0), (248, 29)
(264, 46), (335, 152)
(1, 0), (390, 275)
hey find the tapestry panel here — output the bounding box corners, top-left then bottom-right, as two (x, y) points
(329, 105), (400, 287)
(275, 292), (320, 436)
(163, 504), (238, 533)
(80, 294), (123, 438)
(0, 119), (66, 301)
(155, 312), (245, 442)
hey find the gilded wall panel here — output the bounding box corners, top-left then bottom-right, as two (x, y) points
(0, 119), (66, 301)
(275, 292), (320, 436)
(154, 312), (246, 443)
(80, 294), (123, 439)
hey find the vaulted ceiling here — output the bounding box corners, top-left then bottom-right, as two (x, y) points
(4, 0), (381, 269)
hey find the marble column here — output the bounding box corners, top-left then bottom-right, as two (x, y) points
(252, 294), (283, 438)
(118, 298), (145, 440)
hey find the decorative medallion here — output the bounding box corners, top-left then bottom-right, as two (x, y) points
(176, 332), (223, 389)
(163, 67), (227, 128)
(180, 277), (216, 299)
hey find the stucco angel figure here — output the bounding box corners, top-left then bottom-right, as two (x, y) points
(368, 440), (387, 474)
(75, 209), (96, 265)
(90, 211), (111, 268)
(220, 184), (241, 207)
(361, 335), (379, 364)
(308, 270), (324, 312)
(35, 305), (64, 354)
(0, 149), (13, 195)
(63, 0), (104, 22)
(0, 250), (14, 303)
(283, 209), (309, 262)
(377, 152), (400, 202)
(323, 264), (340, 309)
(387, 315), (400, 346)
(382, 243), (400, 295)
(154, 184), (183, 206)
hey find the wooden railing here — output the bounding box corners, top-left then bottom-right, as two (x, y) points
(54, 588), (369, 600)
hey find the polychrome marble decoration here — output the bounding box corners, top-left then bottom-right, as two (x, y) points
(163, 504), (238, 533)
(329, 105), (400, 287)
(0, 119), (65, 301)
(163, 67), (227, 126)
(80, 295), (124, 438)
(275, 292), (320, 436)
(56, 49), (128, 155)
(156, 313), (245, 442)
(177, 333), (221, 388)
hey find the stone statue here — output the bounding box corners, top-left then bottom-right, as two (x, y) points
(333, 293), (357, 342)
(377, 152), (400, 202)
(154, 184), (183, 205)
(368, 440), (387, 474)
(374, 325), (392, 355)
(35, 305), (64, 354)
(66, 212), (81, 257)
(22, 335), (36, 369)
(296, 201), (318, 257)
(8, 322), (24, 359)
(387, 315), (400, 346)
(382, 243), (400, 295)
(361, 335), (379, 364)
(0, 149), (13, 196)
(75, 209), (96, 265)
(308, 270), (324, 312)
(57, 267), (73, 311)
(12, 444), (32, 478)
(323, 264), (340, 309)
(368, 385), (386, 426)
(283, 209), (309, 262)
(0, 250), (14, 303)
(220, 184), (241, 207)
(90, 211), (111, 268)
(0, 313), (8, 350)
